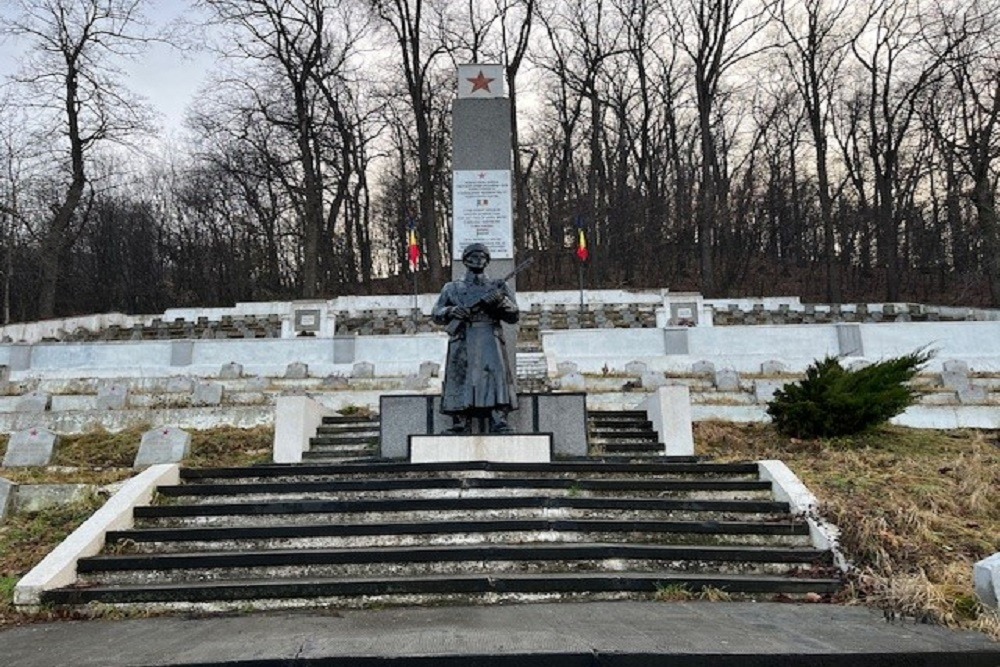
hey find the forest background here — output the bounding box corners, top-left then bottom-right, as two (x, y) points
(1, 0), (1000, 324)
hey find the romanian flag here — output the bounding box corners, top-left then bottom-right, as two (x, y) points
(575, 218), (590, 262)
(407, 220), (421, 271)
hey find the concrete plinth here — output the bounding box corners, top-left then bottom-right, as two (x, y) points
(410, 434), (552, 464)
(380, 393), (587, 460)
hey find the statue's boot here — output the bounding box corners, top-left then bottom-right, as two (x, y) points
(489, 410), (513, 434)
(446, 415), (471, 435)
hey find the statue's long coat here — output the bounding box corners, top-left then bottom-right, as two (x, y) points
(432, 272), (519, 414)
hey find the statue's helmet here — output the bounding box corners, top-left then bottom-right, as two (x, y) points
(461, 243), (491, 263)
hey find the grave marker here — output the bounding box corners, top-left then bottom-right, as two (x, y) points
(3, 428), (59, 467)
(134, 427), (191, 468)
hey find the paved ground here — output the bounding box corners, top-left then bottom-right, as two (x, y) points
(2, 601), (998, 666)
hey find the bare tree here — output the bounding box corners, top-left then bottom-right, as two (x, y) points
(196, 0), (371, 298)
(925, 1), (1000, 304)
(670, 0), (774, 295)
(1, 0), (155, 318)
(772, 0), (852, 301)
(371, 0), (453, 285)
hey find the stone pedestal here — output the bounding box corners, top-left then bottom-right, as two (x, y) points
(409, 434), (551, 464)
(380, 393), (587, 460)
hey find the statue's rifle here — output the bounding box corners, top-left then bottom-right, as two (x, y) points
(446, 256), (534, 337)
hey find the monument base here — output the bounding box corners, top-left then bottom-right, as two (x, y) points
(409, 434), (552, 464)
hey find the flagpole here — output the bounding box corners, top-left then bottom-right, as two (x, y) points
(412, 270), (419, 327)
(578, 260), (585, 309)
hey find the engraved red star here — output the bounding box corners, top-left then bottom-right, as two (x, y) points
(467, 70), (495, 93)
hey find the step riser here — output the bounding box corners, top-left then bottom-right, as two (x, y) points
(138, 508), (797, 529)
(44, 577), (841, 607)
(115, 533), (812, 553)
(164, 489), (775, 505)
(79, 559), (828, 586)
(180, 471), (762, 485)
(181, 463), (760, 480)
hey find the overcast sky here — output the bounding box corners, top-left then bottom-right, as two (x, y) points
(0, 2), (216, 137)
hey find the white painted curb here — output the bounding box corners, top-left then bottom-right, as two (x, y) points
(273, 396), (335, 463)
(14, 463), (180, 607)
(974, 552), (1000, 609)
(758, 459), (850, 572)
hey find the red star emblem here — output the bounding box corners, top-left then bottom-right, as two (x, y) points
(467, 70), (495, 93)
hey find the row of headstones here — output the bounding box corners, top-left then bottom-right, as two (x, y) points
(2, 427), (192, 469)
(2, 360), (444, 411)
(711, 303), (950, 325)
(553, 359), (990, 404)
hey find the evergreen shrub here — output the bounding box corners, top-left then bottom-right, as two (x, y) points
(766, 350), (933, 438)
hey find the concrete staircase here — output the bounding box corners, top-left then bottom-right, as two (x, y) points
(41, 460), (840, 610)
(304, 414), (381, 463)
(588, 410), (664, 458)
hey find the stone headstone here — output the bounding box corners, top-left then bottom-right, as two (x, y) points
(957, 385), (987, 404)
(559, 372), (586, 392)
(714, 369), (741, 392)
(974, 553), (1000, 609)
(321, 374), (349, 389)
(419, 361), (441, 378)
(192, 382), (224, 406)
(625, 361), (648, 376)
(847, 360), (872, 371)
(16, 391), (50, 413)
(941, 371), (971, 391)
(97, 383), (129, 410)
(134, 427), (191, 468)
(403, 374), (430, 390)
(640, 371), (667, 390)
(692, 360), (715, 376)
(352, 361), (375, 378)
(942, 360), (970, 375)
(165, 376), (195, 393)
(754, 380), (786, 404)
(285, 362), (309, 379)
(556, 361), (579, 376)
(3, 428), (59, 467)
(760, 360), (788, 375)
(247, 375), (270, 391)
(219, 362), (243, 379)
(0, 477), (14, 523)
(15, 484), (91, 512)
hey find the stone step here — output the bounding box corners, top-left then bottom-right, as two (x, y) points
(588, 410), (647, 420)
(134, 496), (793, 523)
(108, 519), (812, 552)
(315, 424), (380, 435)
(309, 435), (379, 446)
(592, 434), (658, 444)
(596, 442), (664, 454)
(156, 478), (773, 500)
(76, 543), (832, 581)
(43, 571), (842, 607)
(589, 419), (653, 430)
(302, 450), (378, 462)
(322, 415), (379, 425)
(179, 462), (762, 484)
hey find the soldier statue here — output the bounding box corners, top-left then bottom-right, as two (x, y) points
(432, 243), (519, 434)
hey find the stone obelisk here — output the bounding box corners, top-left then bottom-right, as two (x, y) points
(451, 64), (517, 371)
(451, 64), (514, 283)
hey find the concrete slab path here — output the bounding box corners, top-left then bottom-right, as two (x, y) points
(2, 601), (997, 666)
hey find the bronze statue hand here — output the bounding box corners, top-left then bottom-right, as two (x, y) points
(450, 305), (471, 321)
(483, 289), (505, 306)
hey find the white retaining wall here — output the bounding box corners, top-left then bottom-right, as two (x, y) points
(542, 321), (1000, 374)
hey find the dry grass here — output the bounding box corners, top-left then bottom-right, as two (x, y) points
(0, 425), (274, 626)
(697, 422), (1000, 638)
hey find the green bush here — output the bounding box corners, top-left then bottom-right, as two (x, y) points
(766, 350), (933, 438)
